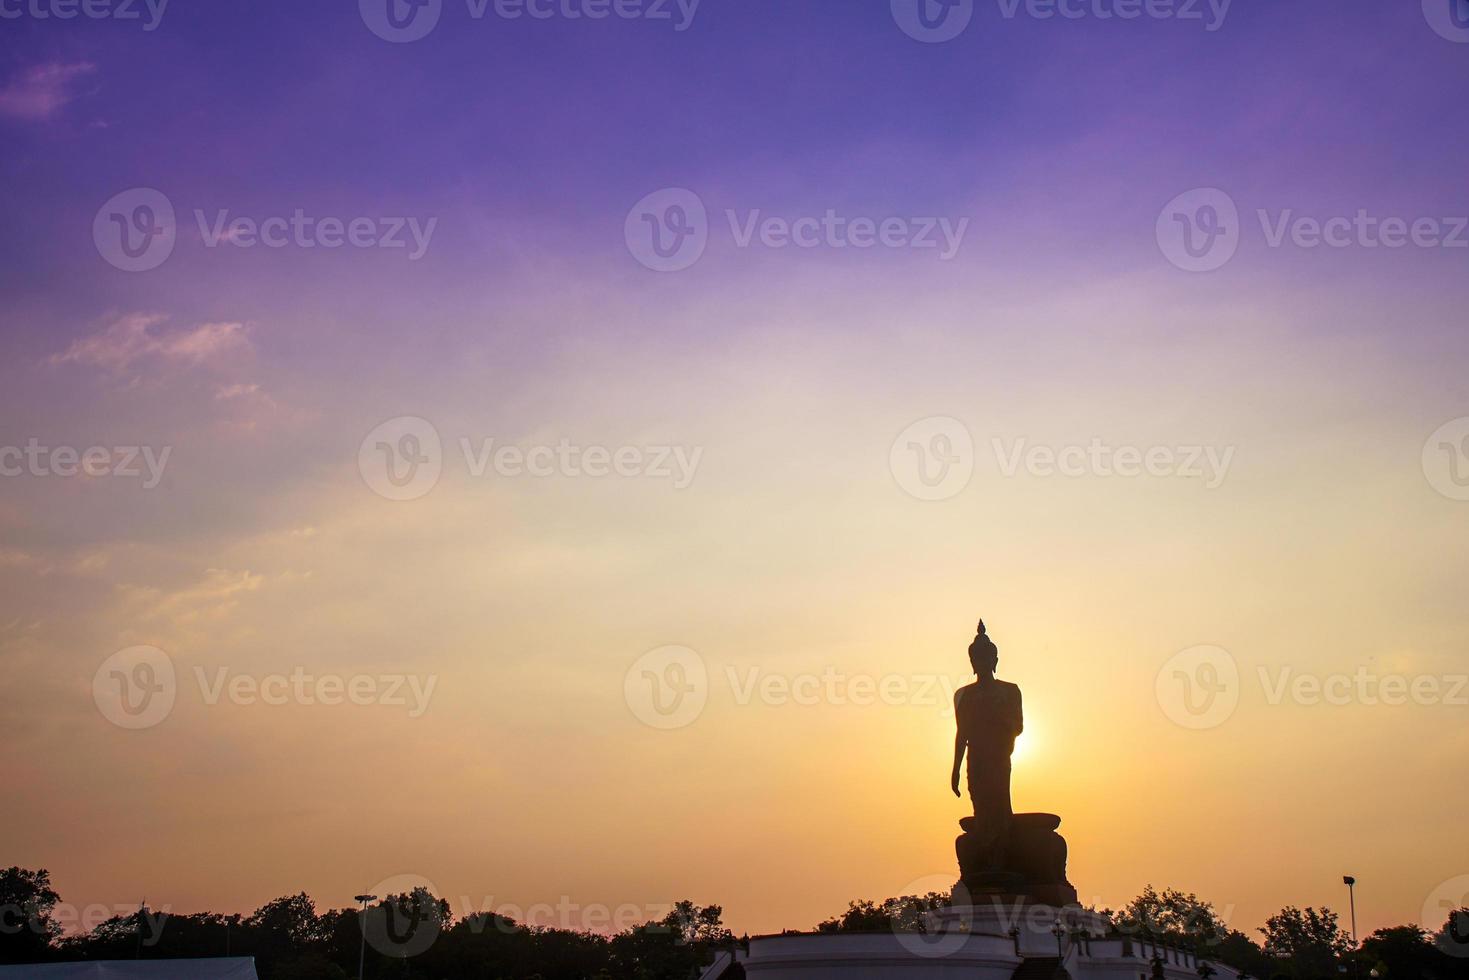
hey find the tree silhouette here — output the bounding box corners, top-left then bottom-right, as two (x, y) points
(13, 866), (1467, 980)
(0, 867), (62, 964)
(1259, 906), (1351, 980)
(815, 892), (951, 933)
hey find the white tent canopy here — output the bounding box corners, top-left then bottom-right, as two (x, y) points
(0, 960), (258, 980)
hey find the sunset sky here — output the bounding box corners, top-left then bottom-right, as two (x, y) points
(3, 0), (1468, 945)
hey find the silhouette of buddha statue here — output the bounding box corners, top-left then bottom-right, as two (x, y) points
(950, 620), (1023, 873)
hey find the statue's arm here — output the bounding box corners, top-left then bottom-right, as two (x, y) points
(1013, 687), (1024, 737)
(950, 693), (966, 797)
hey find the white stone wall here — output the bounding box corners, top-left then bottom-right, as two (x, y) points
(723, 928), (1241, 980)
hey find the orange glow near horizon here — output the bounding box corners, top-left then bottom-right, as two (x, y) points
(4, 297), (1467, 947)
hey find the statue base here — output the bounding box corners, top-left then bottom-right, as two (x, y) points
(933, 900), (1109, 956)
(715, 809), (1237, 980)
(955, 813), (1078, 908)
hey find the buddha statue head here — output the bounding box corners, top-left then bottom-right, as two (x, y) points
(968, 619), (998, 678)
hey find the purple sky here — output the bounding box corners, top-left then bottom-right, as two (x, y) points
(3, 0), (1469, 941)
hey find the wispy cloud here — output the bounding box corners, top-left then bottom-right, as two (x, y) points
(215, 383), (261, 401)
(0, 62), (95, 121)
(52, 314), (251, 375)
(0, 547), (111, 577)
(118, 567), (266, 625)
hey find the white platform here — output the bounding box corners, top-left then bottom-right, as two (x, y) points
(0, 960), (259, 980)
(704, 905), (1240, 980)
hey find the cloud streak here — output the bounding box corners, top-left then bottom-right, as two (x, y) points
(0, 62), (95, 121)
(52, 314), (251, 375)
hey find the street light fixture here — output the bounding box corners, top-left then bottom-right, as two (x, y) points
(1343, 876), (1359, 980)
(354, 894), (378, 980)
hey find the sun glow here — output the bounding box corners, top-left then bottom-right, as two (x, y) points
(1012, 728), (1035, 763)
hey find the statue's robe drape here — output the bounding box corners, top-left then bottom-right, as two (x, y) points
(955, 680), (1024, 867)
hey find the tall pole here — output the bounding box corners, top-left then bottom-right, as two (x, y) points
(355, 894), (378, 980)
(1343, 876), (1359, 980)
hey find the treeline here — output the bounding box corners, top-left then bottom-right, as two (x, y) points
(0, 868), (729, 980)
(816, 884), (1469, 980)
(5, 869), (1468, 980)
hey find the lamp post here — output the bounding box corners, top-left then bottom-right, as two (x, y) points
(1343, 876), (1359, 980)
(354, 894), (378, 980)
